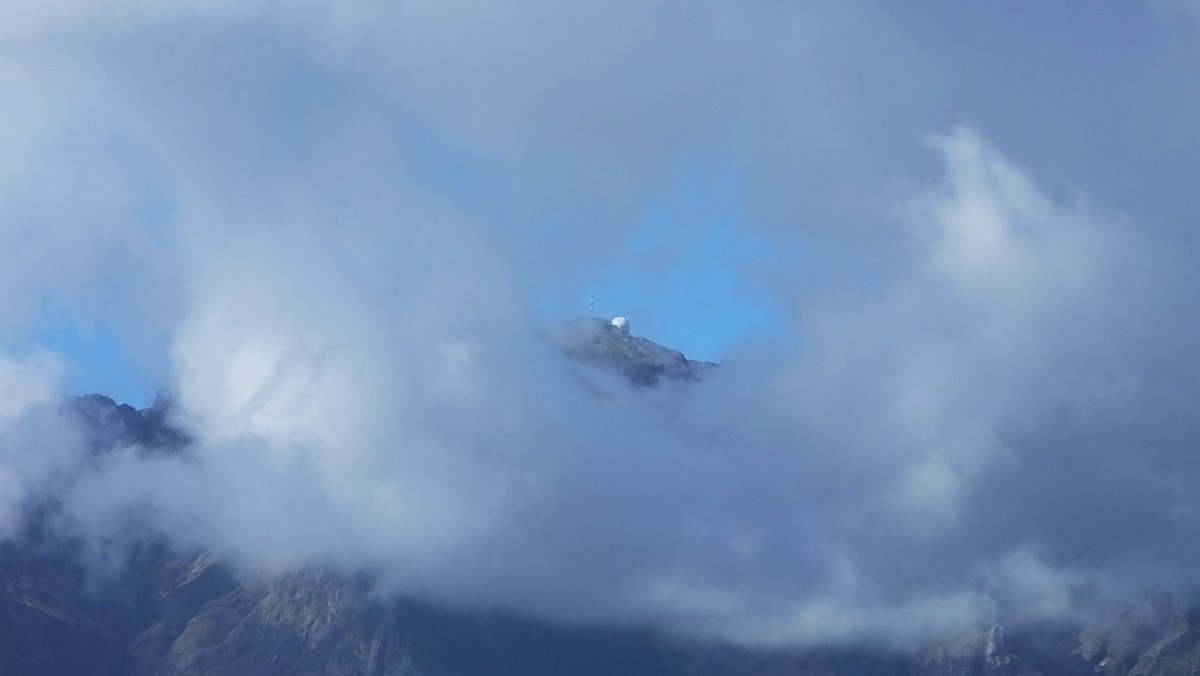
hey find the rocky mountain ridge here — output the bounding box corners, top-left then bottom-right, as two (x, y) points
(551, 316), (713, 385)
(2, 327), (1199, 675)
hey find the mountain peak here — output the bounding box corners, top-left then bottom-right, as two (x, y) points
(551, 316), (713, 385)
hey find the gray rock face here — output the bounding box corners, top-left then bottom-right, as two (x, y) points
(550, 317), (713, 385)
(2, 533), (915, 676)
(65, 393), (189, 455)
(5, 365), (1200, 675)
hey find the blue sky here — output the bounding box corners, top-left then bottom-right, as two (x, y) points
(538, 171), (786, 363)
(36, 318), (154, 408)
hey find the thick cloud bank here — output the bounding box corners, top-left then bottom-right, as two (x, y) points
(3, 0), (1200, 650)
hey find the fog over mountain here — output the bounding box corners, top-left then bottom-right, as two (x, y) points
(3, 0), (1200, 658)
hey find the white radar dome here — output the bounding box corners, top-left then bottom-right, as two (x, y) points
(611, 316), (630, 333)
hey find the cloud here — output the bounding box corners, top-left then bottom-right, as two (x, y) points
(38, 125), (1185, 651)
(1, 0), (1199, 652)
(0, 352), (75, 537)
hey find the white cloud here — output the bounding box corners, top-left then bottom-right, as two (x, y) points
(0, 351), (74, 537)
(0, 0), (1198, 652)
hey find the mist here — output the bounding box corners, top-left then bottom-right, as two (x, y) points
(2, 0), (1200, 650)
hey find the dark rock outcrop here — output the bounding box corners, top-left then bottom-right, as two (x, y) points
(551, 317), (712, 385)
(64, 393), (189, 456)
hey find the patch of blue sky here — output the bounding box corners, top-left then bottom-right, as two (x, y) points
(541, 172), (786, 363)
(35, 314), (156, 409)
(32, 129), (176, 409)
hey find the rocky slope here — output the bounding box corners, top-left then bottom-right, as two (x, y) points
(3, 326), (1200, 675)
(6, 517), (1200, 676)
(551, 317), (713, 385)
